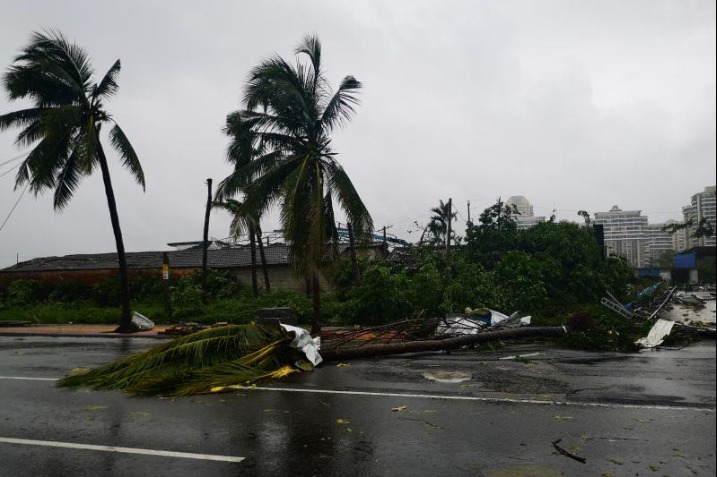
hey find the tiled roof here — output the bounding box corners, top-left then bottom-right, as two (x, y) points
(2, 245), (292, 273)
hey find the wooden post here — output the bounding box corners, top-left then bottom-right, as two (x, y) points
(201, 178), (212, 304)
(162, 252), (172, 316)
(347, 222), (362, 284)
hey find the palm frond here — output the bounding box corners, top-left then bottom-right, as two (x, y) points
(5, 31), (91, 106)
(57, 324), (312, 397)
(94, 59), (121, 98)
(0, 107), (43, 133)
(295, 34), (323, 94)
(57, 324), (285, 392)
(52, 144), (82, 210)
(109, 123), (145, 190)
(325, 160), (374, 239)
(321, 76), (362, 132)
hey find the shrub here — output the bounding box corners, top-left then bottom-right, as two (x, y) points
(5, 280), (48, 306)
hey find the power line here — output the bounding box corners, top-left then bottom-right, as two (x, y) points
(0, 183), (29, 234)
(0, 151), (29, 168)
(0, 162), (21, 179)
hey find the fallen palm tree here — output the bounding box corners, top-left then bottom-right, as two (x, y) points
(57, 319), (566, 397)
(320, 326), (567, 361)
(57, 324), (310, 396)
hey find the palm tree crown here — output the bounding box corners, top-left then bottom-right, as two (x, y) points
(217, 35), (373, 333)
(0, 30), (144, 208)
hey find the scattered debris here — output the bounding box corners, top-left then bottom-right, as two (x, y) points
(131, 312), (154, 331)
(391, 406), (407, 412)
(281, 323), (322, 366)
(635, 319), (675, 348)
(551, 439), (586, 464)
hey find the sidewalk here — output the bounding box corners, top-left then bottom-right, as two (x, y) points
(0, 323), (173, 338)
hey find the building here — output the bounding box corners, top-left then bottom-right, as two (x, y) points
(682, 185), (716, 249)
(642, 223), (676, 268)
(0, 243), (389, 291)
(505, 195), (546, 230)
(593, 206), (648, 268)
(672, 246), (717, 284)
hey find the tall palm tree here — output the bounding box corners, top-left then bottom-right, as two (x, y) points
(217, 35), (373, 334)
(0, 31), (144, 333)
(213, 198), (266, 297)
(420, 200), (457, 246)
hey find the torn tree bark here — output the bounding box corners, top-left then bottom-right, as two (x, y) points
(320, 326), (566, 361)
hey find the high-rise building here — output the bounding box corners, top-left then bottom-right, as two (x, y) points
(594, 206), (648, 268)
(506, 195), (546, 230)
(682, 186), (716, 249)
(643, 224), (676, 268)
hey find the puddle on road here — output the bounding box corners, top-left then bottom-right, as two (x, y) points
(422, 371), (472, 383)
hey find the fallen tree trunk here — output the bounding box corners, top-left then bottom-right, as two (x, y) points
(320, 326), (567, 361)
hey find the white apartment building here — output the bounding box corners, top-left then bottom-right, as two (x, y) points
(643, 224), (676, 267)
(682, 186), (716, 248)
(593, 206), (648, 268)
(506, 195), (546, 230)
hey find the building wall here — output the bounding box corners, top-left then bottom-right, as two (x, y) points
(0, 268), (196, 290)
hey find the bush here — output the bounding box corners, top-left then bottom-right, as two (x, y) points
(170, 277), (205, 319)
(5, 280), (48, 306)
(48, 281), (89, 303)
(92, 277), (121, 307)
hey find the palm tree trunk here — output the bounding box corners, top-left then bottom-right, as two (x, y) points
(256, 225), (271, 291)
(311, 272), (321, 335)
(249, 224), (259, 297)
(96, 144), (133, 333)
(201, 178), (213, 304)
(320, 327), (566, 361)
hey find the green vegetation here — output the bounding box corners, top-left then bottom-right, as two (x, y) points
(0, 200), (648, 352)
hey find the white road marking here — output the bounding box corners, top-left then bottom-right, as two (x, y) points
(250, 386), (716, 412)
(0, 437), (245, 463)
(1, 375), (714, 412)
(0, 376), (56, 381)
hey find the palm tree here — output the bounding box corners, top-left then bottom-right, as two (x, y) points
(420, 200), (457, 246)
(0, 31), (144, 333)
(216, 35), (373, 334)
(213, 198), (265, 297)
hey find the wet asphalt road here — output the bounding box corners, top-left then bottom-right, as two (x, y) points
(0, 335), (714, 477)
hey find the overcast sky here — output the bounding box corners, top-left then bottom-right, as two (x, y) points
(0, 0), (715, 268)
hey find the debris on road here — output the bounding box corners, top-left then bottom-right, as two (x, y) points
(635, 319), (676, 348)
(551, 439), (586, 464)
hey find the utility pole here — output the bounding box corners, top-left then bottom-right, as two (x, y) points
(446, 198), (452, 264)
(467, 200), (471, 224)
(201, 178), (212, 304)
